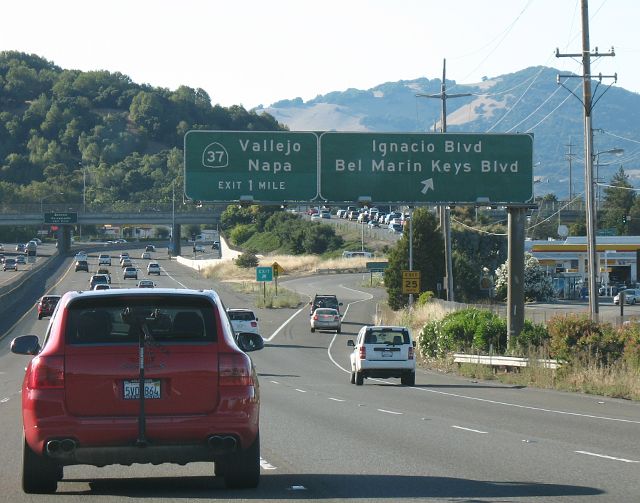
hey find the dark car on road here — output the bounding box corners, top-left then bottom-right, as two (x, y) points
(74, 260), (89, 272)
(36, 295), (61, 320)
(11, 288), (264, 493)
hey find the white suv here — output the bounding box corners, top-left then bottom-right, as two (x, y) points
(226, 309), (260, 335)
(98, 254), (111, 266)
(347, 325), (416, 386)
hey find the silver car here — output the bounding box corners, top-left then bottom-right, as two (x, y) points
(310, 308), (341, 333)
(613, 288), (640, 305)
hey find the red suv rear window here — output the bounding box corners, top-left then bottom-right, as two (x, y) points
(65, 297), (218, 344)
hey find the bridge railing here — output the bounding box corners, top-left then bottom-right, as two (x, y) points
(0, 203), (228, 214)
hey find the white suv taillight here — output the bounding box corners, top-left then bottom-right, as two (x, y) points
(408, 346), (414, 360)
(219, 353), (253, 386)
(29, 356), (64, 389)
(358, 346), (366, 360)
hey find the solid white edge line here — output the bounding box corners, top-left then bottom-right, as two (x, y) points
(260, 457), (277, 470)
(575, 450), (639, 463)
(295, 388), (307, 393)
(267, 307), (305, 342)
(452, 425), (488, 434)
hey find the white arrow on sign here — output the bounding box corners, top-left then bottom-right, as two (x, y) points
(420, 178), (434, 194)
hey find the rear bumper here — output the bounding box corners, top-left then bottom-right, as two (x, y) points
(356, 359), (415, 376)
(311, 321), (340, 330)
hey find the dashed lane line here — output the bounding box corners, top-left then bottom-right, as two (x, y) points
(575, 451), (639, 463)
(452, 425), (488, 434)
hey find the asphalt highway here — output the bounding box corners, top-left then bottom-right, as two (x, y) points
(0, 248), (638, 502)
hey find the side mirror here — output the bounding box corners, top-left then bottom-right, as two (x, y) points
(347, 340), (355, 347)
(412, 341), (416, 347)
(11, 335), (41, 355)
(339, 302), (343, 306)
(236, 332), (264, 352)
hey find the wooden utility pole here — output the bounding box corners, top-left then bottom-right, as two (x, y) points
(416, 59), (471, 302)
(556, 0), (615, 319)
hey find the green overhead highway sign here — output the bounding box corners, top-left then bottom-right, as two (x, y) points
(319, 132), (533, 204)
(184, 131), (318, 203)
(44, 212), (77, 224)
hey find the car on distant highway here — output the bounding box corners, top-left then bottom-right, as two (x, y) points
(194, 244), (206, 253)
(137, 279), (155, 288)
(3, 258), (17, 271)
(0, 243), (4, 251)
(310, 308), (341, 333)
(16, 255), (27, 264)
(147, 262), (161, 275)
(98, 254), (111, 266)
(36, 295), (61, 319)
(92, 284), (111, 291)
(96, 268), (111, 283)
(74, 260), (89, 272)
(348, 325), (416, 386)
(145, 244), (156, 252)
(89, 274), (110, 290)
(320, 210), (331, 219)
(141, 251), (151, 260)
(10, 288), (263, 493)
(121, 258), (133, 268)
(16, 243), (26, 252)
(75, 251), (88, 261)
(123, 266), (138, 280)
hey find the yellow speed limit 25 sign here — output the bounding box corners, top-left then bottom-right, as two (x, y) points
(402, 270), (421, 294)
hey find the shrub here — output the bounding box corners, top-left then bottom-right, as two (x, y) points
(619, 321), (640, 370)
(416, 291), (434, 306)
(235, 252), (259, 269)
(546, 314), (624, 365)
(229, 224), (256, 246)
(514, 320), (550, 353)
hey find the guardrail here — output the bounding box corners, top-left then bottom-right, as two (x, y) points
(453, 353), (561, 369)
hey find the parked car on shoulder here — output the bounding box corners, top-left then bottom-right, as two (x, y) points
(226, 308), (260, 335)
(348, 325), (416, 386)
(36, 295), (61, 319)
(10, 288), (264, 493)
(613, 288), (640, 305)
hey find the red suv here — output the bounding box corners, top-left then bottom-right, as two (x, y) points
(36, 295), (61, 320)
(11, 288), (264, 493)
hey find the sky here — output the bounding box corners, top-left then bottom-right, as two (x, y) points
(2, 0), (638, 109)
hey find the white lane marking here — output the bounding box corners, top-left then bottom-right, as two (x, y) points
(452, 425), (488, 434)
(328, 397), (345, 402)
(327, 285), (374, 372)
(295, 389), (307, 393)
(260, 457), (277, 470)
(267, 307), (305, 342)
(270, 380), (280, 385)
(411, 386), (640, 425)
(575, 451), (639, 463)
(1, 398), (9, 403)
(378, 408), (403, 415)
(157, 266), (189, 288)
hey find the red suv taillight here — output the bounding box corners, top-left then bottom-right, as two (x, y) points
(358, 346), (366, 360)
(250, 321), (257, 327)
(408, 346), (414, 360)
(29, 356), (64, 389)
(219, 353), (253, 386)
(313, 315), (318, 320)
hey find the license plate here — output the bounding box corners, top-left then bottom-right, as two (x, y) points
(382, 350), (393, 357)
(124, 379), (161, 399)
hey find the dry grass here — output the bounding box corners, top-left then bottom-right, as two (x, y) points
(202, 255), (373, 282)
(375, 301), (450, 335)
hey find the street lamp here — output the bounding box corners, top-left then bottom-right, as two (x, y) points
(594, 148), (624, 209)
(40, 192), (64, 214)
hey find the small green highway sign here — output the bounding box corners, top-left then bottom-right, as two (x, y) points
(256, 266), (273, 282)
(44, 212), (77, 224)
(184, 131), (318, 203)
(319, 132), (533, 204)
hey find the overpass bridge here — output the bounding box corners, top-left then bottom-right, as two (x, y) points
(0, 203), (226, 255)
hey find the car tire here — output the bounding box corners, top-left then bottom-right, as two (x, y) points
(22, 436), (59, 494)
(37, 314), (42, 320)
(355, 371), (364, 386)
(337, 327), (341, 334)
(222, 433), (260, 489)
(633, 299), (637, 305)
(401, 372), (416, 386)
(350, 372), (355, 384)
(310, 327), (315, 333)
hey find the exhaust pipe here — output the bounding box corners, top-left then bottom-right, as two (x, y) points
(207, 435), (237, 452)
(61, 438), (76, 453)
(46, 440), (61, 454)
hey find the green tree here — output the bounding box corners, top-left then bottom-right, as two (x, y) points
(600, 167), (634, 235)
(384, 208), (444, 310)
